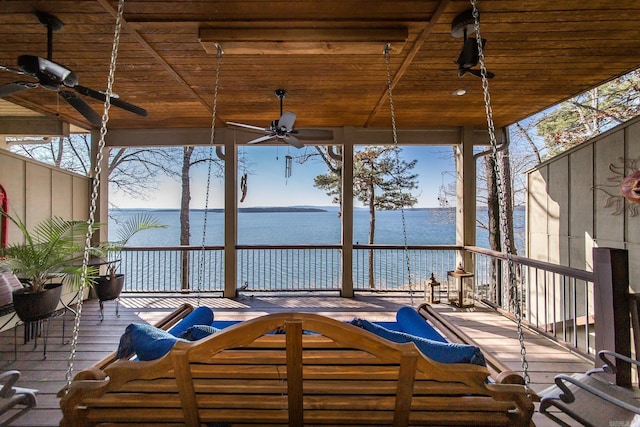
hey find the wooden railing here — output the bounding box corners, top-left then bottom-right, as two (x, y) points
(466, 245), (596, 357)
(117, 244), (605, 358)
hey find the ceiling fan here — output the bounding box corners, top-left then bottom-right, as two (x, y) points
(0, 11), (147, 126)
(451, 10), (495, 79)
(226, 89), (333, 149)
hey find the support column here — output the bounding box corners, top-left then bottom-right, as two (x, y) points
(341, 128), (354, 297)
(593, 247), (630, 386)
(455, 127), (476, 269)
(223, 134), (238, 298)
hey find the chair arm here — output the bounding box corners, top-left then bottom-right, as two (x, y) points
(552, 374), (640, 415)
(0, 370), (20, 398)
(586, 350), (640, 376)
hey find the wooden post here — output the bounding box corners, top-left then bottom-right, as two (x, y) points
(593, 247), (630, 386)
(341, 128), (354, 297)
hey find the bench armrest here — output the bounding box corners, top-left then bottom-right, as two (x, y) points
(586, 350), (640, 376)
(552, 373), (640, 415)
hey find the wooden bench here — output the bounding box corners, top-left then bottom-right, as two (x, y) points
(59, 308), (534, 426)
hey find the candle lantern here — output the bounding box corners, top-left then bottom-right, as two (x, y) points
(447, 263), (475, 308)
(424, 272), (441, 304)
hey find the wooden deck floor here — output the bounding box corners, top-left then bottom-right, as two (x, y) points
(0, 293), (593, 426)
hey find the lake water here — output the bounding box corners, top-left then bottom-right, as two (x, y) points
(110, 207), (525, 252)
(108, 207), (525, 291)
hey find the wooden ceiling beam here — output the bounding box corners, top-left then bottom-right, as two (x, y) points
(96, 0), (213, 115)
(199, 27), (409, 55)
(364, 0), (451, 127)
(0, 116), (70, 137)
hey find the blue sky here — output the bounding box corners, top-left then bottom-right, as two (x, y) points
(110, 144), (456, 209)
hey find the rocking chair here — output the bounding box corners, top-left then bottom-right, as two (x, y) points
(0, 370), (37, 425)
(539, 350), (640, 427)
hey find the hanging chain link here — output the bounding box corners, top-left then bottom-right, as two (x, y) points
(64, 0), (125, 390)
(196, 45), (222, 307)
(470, 0), (531, 390)
(384, 44), (414, 306)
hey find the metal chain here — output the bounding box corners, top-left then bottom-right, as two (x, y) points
(470, 0), (531, 389)
(197, 45), (222, 306)
(384, 44), (414, 306)
(64, 0), (125, 390)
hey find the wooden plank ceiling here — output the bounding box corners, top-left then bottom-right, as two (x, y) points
(0, 0), (640, 133)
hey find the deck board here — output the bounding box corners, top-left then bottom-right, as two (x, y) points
(1, 294), (592, 426)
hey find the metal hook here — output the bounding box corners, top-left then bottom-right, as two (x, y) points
(215, 43), (224, 58)
(383, 42), (392, 58)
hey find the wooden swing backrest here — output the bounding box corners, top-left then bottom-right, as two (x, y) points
(59, 311), (533, 426)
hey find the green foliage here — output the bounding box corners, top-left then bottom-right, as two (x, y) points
(536, 70), (640, 156)
(98, 212), (167, 275)
(0, 211), (101, 292)
(314, 146), (418, 213)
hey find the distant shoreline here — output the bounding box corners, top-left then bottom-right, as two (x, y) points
(112, 207), (329, 213)
(109, 206), (524, 213)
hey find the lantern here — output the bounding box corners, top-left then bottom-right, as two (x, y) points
(447, 263), (475, 308)
(424, 272), (441, 304)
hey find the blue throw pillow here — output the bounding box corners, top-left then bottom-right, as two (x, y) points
(351, 318), (486, 366)
(168, 306), (215, 337)
(180, 324), (220, 341)
(117, 323), (185, 361)
(396, 306), (447, 343)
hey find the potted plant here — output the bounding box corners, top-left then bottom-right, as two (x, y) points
(93, 212), (166, 315)
(0, 211), (100, 322)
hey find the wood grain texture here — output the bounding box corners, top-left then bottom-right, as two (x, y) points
(0, 1), (639, 131)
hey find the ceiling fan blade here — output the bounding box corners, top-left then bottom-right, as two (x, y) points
(293, 129), (334, 141)
(0, 81), (37, 97)
(227, 121), (270, 133)
(278, 110), (296, 131)
(74, 85), (148, 117)
(247, 134), (276, 144)
(467, 68), (495, 79)
(284, 135), (304, 149)
(59, 90), (101, 126)
(0, 64), (26, 75)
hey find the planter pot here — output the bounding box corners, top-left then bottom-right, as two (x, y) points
(12, 282), (63, 322)
(94, 274), (125, 302)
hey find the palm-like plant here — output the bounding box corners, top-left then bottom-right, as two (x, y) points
(0, 212), (100, 293)
(98, 212), (167, 277)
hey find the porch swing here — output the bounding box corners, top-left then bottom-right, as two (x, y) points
(58, 0), (535, 425)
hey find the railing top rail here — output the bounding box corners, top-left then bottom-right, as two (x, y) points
(237, 244), (343, 250)
(123, 244), (463, 251)
(465, 245), (594, 282)
(353, 244), (462, 250)
(122, 245), (225, 251)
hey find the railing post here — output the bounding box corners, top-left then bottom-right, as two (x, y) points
(341, 129), (354, 297)
(181, 250), (189, 292)
(593, 247), (630, 386)
(224, 132), (238, 298)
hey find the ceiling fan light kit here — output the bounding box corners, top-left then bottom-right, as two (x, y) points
(199, 27), (408, 55)
(226, 89), (333, 148)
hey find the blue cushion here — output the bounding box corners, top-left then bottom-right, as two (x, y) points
(180, 324), (220, 341)
(212, 320), (241, 329)
(351, 318), (486, 366)
(117, 323), (185, 361)
(396, 306), (447, 343)
(168, 306), (215, 337)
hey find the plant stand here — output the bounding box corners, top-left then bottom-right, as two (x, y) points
(12, 309), (67, 361)
(98, 298), (119, 321)
(95, 273), (124, 321)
